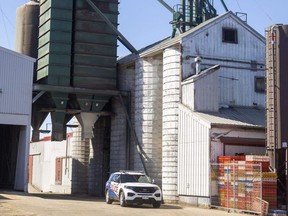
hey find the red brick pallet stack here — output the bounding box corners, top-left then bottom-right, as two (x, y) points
(217, 156), (245, 209)
(217, 155), (277, 213)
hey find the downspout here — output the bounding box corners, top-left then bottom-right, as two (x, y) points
(125, 92), (131, 170)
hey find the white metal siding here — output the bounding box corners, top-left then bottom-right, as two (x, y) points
(182, 82), (195, 110)
(0, 47), (34, 115)
(178, 105), (211, 196)
(181, 15), (265, 108)
(182, 70), (219, 112)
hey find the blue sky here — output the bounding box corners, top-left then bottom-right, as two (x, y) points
(0, 0), (287, 57)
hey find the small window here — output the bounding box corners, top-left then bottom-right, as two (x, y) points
(222, 28), (238, 44)
(55, 158), (62, 185)
(255, 77), (265, 93)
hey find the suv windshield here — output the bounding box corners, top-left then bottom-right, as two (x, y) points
(120, 174), (151, 183)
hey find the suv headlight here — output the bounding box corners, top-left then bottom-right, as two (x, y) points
(124, 185), (135, 190)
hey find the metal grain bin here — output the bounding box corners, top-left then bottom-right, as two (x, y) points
(72, 0), (118, 90)
(37, 0), (73, 86)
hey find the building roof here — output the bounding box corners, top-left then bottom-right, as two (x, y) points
(181, 64), (220, 85)
(192, 106), (265, 129)
(0, 46), (35, 62)
(118, 11), (265, 65)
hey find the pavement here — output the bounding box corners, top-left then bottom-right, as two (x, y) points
(0, 189), (248, 216)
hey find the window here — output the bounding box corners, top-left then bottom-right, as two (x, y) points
(222, 28), (238, 44)
(55, 158), (62, 185)
(255, 77), (265, 93)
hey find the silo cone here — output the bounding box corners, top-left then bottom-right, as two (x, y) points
(76, 112), (100, 139)
(31, 111), (49, 141)
(50, 93), (69, 141)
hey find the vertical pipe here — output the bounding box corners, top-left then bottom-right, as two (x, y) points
(181, 0), (186, 32)
(188, 0), (193, 27)
(125, 93), (131, 170)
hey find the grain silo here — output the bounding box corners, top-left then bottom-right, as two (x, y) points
(15, 0), (40, 81)
(31, 0), (119, 141)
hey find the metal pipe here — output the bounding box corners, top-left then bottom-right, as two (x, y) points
(32, 90), (45, 103)
(157, 0), (175, 13)
(220, 0), (228, 12)
(182, 0), (186, 32)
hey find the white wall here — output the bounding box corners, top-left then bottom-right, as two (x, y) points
(0, 47), (35, 191)
(181, 13), (265, 108)
(30, 137), (73, 193)
(134, 56), (163, 185)
(178, 104), (211, 197)
(182, 69), (219, 112)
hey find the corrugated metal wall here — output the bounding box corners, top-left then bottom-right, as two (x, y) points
(178, 104), (211, 196)
(181, 14), (265, 108)
(0, 48), (34, 115)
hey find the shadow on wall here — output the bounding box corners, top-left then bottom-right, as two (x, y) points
(71, 158), (88, 194)
(71, 116), (111, 196)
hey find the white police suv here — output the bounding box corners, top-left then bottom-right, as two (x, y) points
(105, 170), (162, 208)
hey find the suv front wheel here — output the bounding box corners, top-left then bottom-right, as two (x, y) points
(153, 201), (161, 208)
(105, 190), (113, 204)
(119, 191), (127, 207)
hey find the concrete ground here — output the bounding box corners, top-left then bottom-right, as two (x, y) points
(0, 190), (248, 216)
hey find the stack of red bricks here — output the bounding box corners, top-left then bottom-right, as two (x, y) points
(217, 155), (277, 212)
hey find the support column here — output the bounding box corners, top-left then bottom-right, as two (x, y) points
(162, 46), (181, 203)
(71, 125), (90, 194)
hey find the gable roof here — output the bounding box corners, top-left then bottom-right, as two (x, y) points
(118, 11), (265, 65)
(192, 106), (265, 129)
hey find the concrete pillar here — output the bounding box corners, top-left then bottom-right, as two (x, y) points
(71, 125), (89, 194)
(110, 66), (136, 172)
(110, 97), (129, 172)
(88, 116), (110, 196)
(134, 57), (163, 186)
(162, 46), (181, 203)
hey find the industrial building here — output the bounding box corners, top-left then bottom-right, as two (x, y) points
(9, 0), (285, 213)
(0, 46), (35, 191)
(116, 11), (266, 204)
